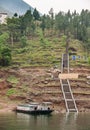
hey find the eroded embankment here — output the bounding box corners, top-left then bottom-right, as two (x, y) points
(0, 67), (90, 113)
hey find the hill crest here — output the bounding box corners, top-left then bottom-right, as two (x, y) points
(0, 0), (34, 16)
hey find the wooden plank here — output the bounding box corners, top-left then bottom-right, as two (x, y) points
(59, 73), (78, 79)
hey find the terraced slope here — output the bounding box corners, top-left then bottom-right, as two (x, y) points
(0, 67), (90, 113)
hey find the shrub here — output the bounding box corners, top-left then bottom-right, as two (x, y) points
(88, 57), (90, 64)
(20, 36), (27, 48)
(7, 88), (16, 96)
(7, 75), (19, 84)
(0, 47), (11, 66)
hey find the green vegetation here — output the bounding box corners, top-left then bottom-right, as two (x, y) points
(7, 75), (19, 84)
(0, 8), (90, 67)
(0, 33), (11, 66)
(88, 57), (90, 64)
(20, 36), (28, 48)
(7, 88), (16, 96)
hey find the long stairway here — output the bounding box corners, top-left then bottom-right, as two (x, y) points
(60, 78), (78, 113)
(60, 53), (78, 113)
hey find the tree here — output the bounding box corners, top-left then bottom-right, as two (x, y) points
(19, 15), (26, 35)
(40, 15), (46, 35)
(7, 17), (21, 45)
(0, 33), (11, 66)
(24, 9), (33, 25)
(33, 8), (40, 21)
(0, 32), (9, 46)
(72, 11), (80, 38)
(14, 13), (18, 18)
(40, 14), (53, 36)
(23, 9), (33, 36)
(20, 36), (27, 48)
(0, 47), (11, 66)
(49, 8), (54, 29)
(55, 11), (66, 34)
(0, 24), (8, 35)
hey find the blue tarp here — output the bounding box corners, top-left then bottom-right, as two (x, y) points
(72, 55), (76, 60)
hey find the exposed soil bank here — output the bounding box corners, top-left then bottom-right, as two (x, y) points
(0, 67), (90, 113)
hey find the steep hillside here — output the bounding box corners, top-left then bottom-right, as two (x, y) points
(0, 0), (34, 16)
(0, 67), (90, 113)
(11, 36), (88, 68)
(0, 35), (90, 113)
(0, 6), (13, 16)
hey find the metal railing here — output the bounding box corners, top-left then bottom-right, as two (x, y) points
(60, 78), (78, 113)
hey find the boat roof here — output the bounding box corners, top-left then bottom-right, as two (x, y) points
(18, 102), (52, 107)
(42, 102), (52, 105)
(29, 102), (40, 105)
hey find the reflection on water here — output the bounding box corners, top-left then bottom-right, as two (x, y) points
(0, 112), (90, 130)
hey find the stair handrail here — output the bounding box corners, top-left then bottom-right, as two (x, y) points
(60, 79), (69, 113)
(67, 79), (78, 113)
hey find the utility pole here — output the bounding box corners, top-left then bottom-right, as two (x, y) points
(49, 8), (54, 35)
(62, 33), (70, 73)
(66, 32), (70, 54)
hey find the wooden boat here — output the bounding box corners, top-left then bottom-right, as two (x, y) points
(15, 102), (54, 115)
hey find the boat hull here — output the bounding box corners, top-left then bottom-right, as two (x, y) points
(16, 109), (53, 115)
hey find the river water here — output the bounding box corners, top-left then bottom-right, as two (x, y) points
(0, 112), (90, 130)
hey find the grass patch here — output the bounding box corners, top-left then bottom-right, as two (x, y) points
(11, 36), (90, 67)
(6, 88), (16, 96)
(7, 75), (19, 84)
